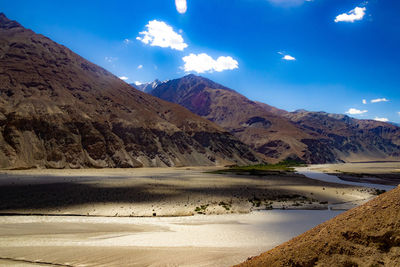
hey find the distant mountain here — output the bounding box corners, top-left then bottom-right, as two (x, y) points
(132, 79), (165, 93)
(150, 74), (312, 163)
(150, 74), (400, 163)
(0, 13), (261, 169)
(238, 186), (400, 266)
(281, 110), (400, 163)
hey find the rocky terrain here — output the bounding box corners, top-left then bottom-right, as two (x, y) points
(0, 13), (261, 169)
(237, 185), (400, 267)
(149, 75), (400, 164)
(281, 110), (400, 163)
(149, 75), (311, 163)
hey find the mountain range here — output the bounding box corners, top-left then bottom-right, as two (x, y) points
(0, 13), (261, 169)
(142, 75), (400, 164)
(132, 79), (166, 93)
(1, 12), (399, 169)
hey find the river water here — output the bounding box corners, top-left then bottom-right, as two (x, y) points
(296, 167), (395, 191)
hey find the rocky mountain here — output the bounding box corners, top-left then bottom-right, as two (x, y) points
(131, 79), (165, 93)
(150, 74), (312, 163)
(150, 74), (400, 163)
(280, 110), (400, 163)
(238, 186), (400, 267)
(0, 13), (261, 169)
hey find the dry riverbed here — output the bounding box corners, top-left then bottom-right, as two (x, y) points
(0, 165), (396, 266)
(0, 167), (377, 216)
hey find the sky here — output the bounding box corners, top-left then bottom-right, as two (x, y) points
(1, 0), (400, 123)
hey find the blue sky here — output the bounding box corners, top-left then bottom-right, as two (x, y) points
(1, 0), (400, 122)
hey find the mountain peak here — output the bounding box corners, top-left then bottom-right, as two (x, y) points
(0, 13), (22, 29)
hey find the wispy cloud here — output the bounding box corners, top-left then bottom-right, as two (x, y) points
(371, 98), (389, 103)
(119, 76), (128, 81)
(182, 53), (238, 73)
(134, 81), (143, 86)
(105, 56), (118, 63)
(175, 0), (187, 14)
(374, 117), (389, 122)
(362, 99), (367, 104)
(335, 7), (366, 23)
(137, 20), (188, 51)
(268, 0), (313, 7)
(137, 65), (143, 69)
(123, 39), (132, 45)
(346, 108), (368, 115)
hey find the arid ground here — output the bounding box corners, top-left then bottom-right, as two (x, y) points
(0, 164), (397, 266)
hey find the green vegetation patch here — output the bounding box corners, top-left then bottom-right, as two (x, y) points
(218, 201), (231, 211)
(194, 204), (209, 214)
(209, 160), (306, 175)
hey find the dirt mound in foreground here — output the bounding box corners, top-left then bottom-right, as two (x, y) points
(237, 186), (400, 267)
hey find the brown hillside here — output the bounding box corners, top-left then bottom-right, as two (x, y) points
(237, 186), (400, 267)
(0, 13), (261, 168)
(150, 75), (400, 164)
(150, 74), (311, 163)
(283, 110), (400, 163)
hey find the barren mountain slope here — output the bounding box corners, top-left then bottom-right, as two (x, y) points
(0, 13), (260, 168)
(150, 75), (311, 163)
(283, 110), (400, 163)
(150, 74), (400, 163)
(238, 186), (400, 267)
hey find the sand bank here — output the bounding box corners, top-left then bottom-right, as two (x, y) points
(0, 210), (341, 266)
(0, 167), (376, 216)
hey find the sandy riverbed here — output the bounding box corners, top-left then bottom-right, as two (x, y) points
(303, 161), (400, 175)
(0, 165), (396, 266)
(0, 210), (342, 266)
(0, 167), (376, 216)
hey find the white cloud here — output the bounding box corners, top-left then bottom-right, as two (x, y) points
(398, 112), (400, 116)
(371, 98), (389, 103)
(105, 56), (118, 63)
(362, 99), (367, 104)
(134, 81), (143, 86)
(137, 20), (188, 51)
(182, 53), (239, 73)
(374, 117), (389, 122)
(124, 39), (132, 45)
(137, 65), (143, 69)
(335, 7), (366, 23)
(175, 0), (187, 14)
(119, 76), (129, 81)
(283, 54), (296, 61)
(346, 108), (368, 115)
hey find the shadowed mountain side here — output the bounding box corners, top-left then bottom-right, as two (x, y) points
(150, 74), (400, 164)
(237, 186), (400, 267)
(0, 13), (261, 168)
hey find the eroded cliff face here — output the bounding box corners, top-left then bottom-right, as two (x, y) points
(0, 13), (261, 169)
